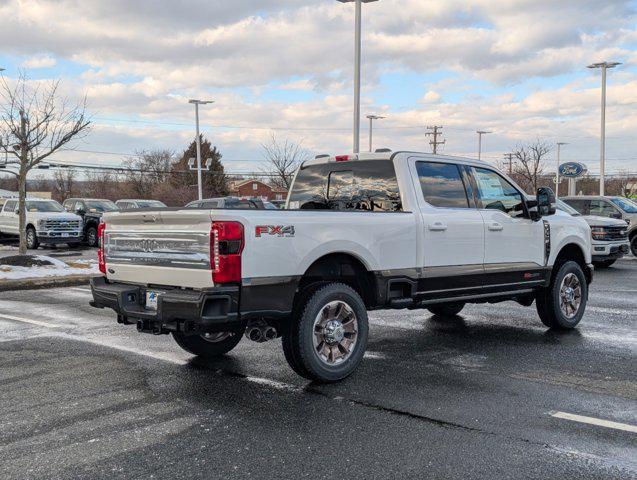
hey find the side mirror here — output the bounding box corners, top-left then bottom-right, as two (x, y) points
(75, 208), (86, 215)
(536, 187), (556, 217)
(610, 212), (623, 219)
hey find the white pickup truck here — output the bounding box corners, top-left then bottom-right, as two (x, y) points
(90, 151), (593, 382)
(0, 198), (84, 249)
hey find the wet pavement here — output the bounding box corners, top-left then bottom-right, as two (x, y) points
(0, 259), (635, 479)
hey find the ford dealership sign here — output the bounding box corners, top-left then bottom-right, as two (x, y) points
(559, 162), (587, 178)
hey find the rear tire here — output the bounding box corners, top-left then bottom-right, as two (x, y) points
(172, 330), (242, 358)
(536, 261), (587, 329)
(26, 227), (39, 250)
(631, 235), (637, 257)
(283, 282), (368, 383)
(427, 302), (465, 317)
(593, 259), (616, 268)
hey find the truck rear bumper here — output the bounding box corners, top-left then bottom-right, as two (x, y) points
(89, 276), (242, 335)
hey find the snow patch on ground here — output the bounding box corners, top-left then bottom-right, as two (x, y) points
(0, 255), (99, 280)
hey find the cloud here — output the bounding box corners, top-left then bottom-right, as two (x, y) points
(0, 0), (635, 175)
(21, 54), (57, 69)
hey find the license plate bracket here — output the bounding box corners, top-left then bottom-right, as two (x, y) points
(145, 291), (160, 311)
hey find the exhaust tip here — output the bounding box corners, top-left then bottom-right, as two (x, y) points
(247, 327), (263, 342)
(264, 326), (277, 341)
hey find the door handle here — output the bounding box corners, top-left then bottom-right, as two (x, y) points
(488, 222), (503, 232)
(428, 222), (448, 232)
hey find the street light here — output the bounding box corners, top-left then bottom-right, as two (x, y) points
(338, 0), (379, 154)
(587, 61), (621, 196)
(555, 142), (568, 198)
(476, 130), (492, 161)
(366, 114), (385, 152)
(188, 99), (214, 200)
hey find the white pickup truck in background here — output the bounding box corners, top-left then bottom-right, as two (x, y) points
(0, 198), (84, 249)
(90, 151), (593, 382)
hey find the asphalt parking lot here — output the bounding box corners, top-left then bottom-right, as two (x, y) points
(0, 259), (635, 479)
(0, 239), (98, 261)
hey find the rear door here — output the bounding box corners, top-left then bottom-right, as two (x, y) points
(410, 160), (485, 286)
(1, 201), (18, 234)
(469, 166), (545, 275)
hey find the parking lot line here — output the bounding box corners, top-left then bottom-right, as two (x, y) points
(69, 287), (92, 293)
(551, 411), (637, 434)
(0, 314), (65, 329)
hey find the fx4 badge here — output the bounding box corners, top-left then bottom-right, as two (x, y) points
(255, 225), (295, 238)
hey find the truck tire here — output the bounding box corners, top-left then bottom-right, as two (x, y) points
(283, 282), (368, 383)
(86, 226), (98, 247)
(631, 235), (637, 257)
(26, 227), (39, 250)
(427, 302), (465, 317)
(172, 330), (242, 358)
(536, 261), (587, 329)
(593, 259), (616, 268)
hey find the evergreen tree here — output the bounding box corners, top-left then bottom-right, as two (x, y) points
(171, 136), (228, 197)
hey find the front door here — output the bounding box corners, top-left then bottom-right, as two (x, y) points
(469, 167), (545, 285)
(410, 159), (485, 293)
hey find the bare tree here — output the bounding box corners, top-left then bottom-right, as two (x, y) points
(124, 149), (174, 198)
(0, 72), (90, 254)
(52, 168), (77, 201)
(261, 133), (309, 190)
(511, 140), (551, 193)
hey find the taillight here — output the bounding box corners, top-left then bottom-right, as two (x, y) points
(98, 222), (106, 274)
(335, 155), (350, 162)
(211, 221), (244, 284)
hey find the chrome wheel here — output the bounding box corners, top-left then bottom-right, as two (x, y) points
(312, 300), (358, 366)
(201, 332), (232, 343)
(559, 273), (582, 319)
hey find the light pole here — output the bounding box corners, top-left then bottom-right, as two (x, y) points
(366, 114), (385, 152)
(338, 0), (379, 154)
(556, 142), (568, 198)
(188, 99), (214, 200)
(587, 61), (621, 196)
(476, 130), (492, 161)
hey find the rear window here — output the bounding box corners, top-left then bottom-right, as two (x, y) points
(288, 160), (402, 212)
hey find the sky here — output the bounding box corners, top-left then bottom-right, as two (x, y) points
(0, 0), (636, 175)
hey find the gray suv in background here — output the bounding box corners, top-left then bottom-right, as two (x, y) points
(562, 196), (637, 256)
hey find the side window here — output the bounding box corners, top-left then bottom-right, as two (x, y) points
(288, 160), (402, 212)
(202, 201), (219, 209)
(74, 201), (84, 212)
(472, 167), (524, 215)
(63, 200), (72, 212)
(590, 200), (619, 217)
(4, 201), (16, 212)
(563, 199), (589, 215)
(415, 162), (470, 208)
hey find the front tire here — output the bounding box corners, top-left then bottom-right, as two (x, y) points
(536, 261), (587, 329)
(631, 235), (637, 257)
(26, 227), (39, 250)
(86, 226), (98, 247)
(427, 302), (465, 317)
(283, 283), (368, 383)
(172, 330), (242, 358)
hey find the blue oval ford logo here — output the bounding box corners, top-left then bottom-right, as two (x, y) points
(559, 162), (587, 178)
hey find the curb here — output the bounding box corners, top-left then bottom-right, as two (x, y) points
(0, 274), (98, 292)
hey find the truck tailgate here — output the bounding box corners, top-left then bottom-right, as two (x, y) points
(103, 210), (213, 289)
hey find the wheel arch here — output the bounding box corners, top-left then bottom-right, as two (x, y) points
(295, 252), (377, 310)
(552, 242), (591, 284)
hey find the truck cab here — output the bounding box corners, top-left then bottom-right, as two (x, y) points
(90, 152), (593, 382)
(63, 198), (119, 247)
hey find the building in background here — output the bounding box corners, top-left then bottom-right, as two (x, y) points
(229, 179), (288, 201)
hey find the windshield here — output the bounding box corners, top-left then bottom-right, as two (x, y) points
(610, 197), (637, 213)
(136, 201), (166, 209)
(556, 199), (580, 216)
(25, 200), (64, 213)
(86, 200), (118, 213)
